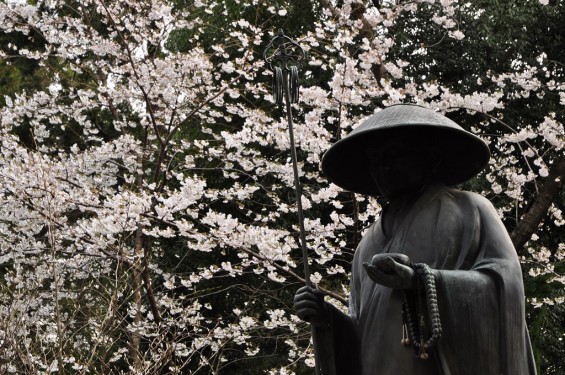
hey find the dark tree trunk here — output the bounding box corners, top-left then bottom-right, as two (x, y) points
(511, 154), (565, 254)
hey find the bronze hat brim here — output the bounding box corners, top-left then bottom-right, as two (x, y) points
(321, 105), (491, 196)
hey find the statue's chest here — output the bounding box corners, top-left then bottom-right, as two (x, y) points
(361, 215), (439, 266)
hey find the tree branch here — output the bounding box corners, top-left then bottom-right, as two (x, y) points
(511, 154), (565, 254)
(318, 0), (385, 83)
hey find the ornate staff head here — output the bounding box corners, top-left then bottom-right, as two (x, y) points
(263, 30), (305, 105)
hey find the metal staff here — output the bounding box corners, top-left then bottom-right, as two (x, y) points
(264, 30), (334, 375)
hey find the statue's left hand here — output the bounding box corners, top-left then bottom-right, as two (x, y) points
(363, 253), (416, 289)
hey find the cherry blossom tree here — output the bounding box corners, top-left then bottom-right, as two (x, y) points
(0, 0), (563, 373)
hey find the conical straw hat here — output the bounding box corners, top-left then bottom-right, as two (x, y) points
(321, 104), (490, 196)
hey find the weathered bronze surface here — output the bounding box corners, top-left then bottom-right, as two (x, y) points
(294, 104), (537, 374)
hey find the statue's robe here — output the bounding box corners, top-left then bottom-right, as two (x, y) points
(318, 184), (537, 375)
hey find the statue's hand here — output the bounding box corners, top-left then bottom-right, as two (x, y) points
(294, 286), (330, 328)
(363, 253), (416, 289)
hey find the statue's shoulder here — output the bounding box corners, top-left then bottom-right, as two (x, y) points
(440, 186), (496, 213)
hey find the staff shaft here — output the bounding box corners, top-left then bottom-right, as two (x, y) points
(282, 71), (311, 288)
(282, 70), (329, 375)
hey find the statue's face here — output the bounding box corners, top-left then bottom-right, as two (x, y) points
(366, 138), (439, 201)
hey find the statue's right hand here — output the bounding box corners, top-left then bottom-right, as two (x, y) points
(293, 286), (330, 328)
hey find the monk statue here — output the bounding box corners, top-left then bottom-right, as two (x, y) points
(294, 104), (537, 374)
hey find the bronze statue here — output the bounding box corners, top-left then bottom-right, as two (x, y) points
(294, 104), (537, 374)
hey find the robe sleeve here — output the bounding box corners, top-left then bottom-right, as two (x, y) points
(313, 304), (362, 375)
(432, 192), (536, 375)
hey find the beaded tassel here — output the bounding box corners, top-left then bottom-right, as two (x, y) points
(401, 263), (442, 360)
(401, 302), (411, 345)
(419, 315), (429, 360)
